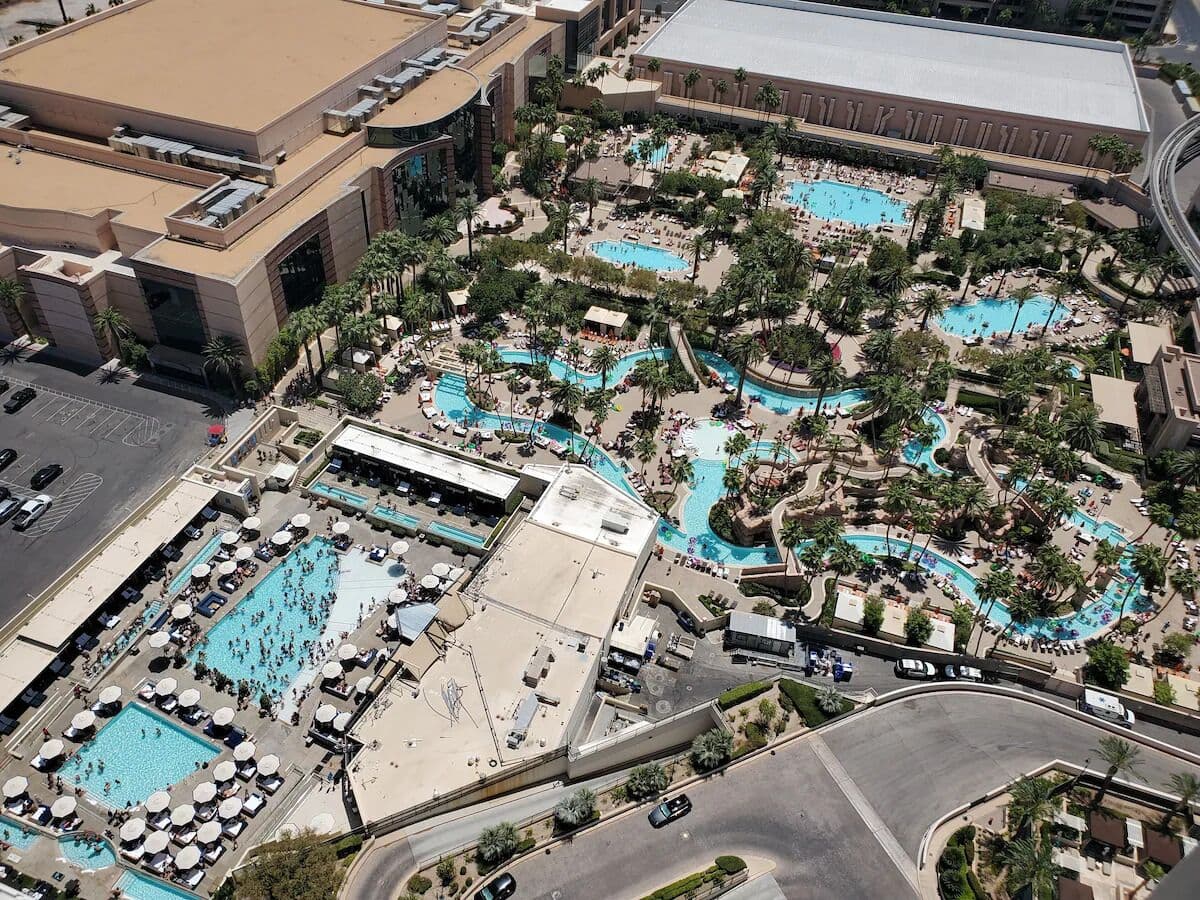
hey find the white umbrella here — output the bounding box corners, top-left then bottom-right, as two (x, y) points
(241, 516), (261, 532)
(420, 574), (441, 590)
(50, 796), (76, 818)
(309, 812), (336, 834)
(314, 704), (337, 724)
(233, 741), (256, 763)
(431, 562), (451, 578)
(191, 564), (211, 580)
(174, 845), (202, 870)
(147, 631), (171, 650)
(290, 513), (311, 530)
(155, 677), (178, 697)
(387, 588), (408, 605)
(98, 685), (122, 705)
(142, 831), (170, 854)
(332, 711), (352, 732)
(217, 560), (237, 576)
(257, 755), (280, 777)
(391, 540), (409, 557)
(178, 689), (201, 709)
(211, 707), (235, 728)
(70, 710), (95, 731)
(220, 531), (239, 546)
(2, 776), (27, 799)
(270, 530), (293, 547)
(337, 643), (358, 661)
(38, 739), (63, 760)
(332, 521), (350, 535)
(192, 782), (216, 805)
(217, 797), (242, 820)
(235, 545), (254, 562)
(196, 820), (223, 845)
(213, 761), (237, 783)
(120, 818), (147, 842)
(321, 661), (342, 680)
(170, 804), (195, 827)
(355, 675), (373, 695)
(145, 791), (172, 814)
(171, 603), (192, 621)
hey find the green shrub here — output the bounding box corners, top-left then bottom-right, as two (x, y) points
(1154, 679), (1177, 707)
(862, 597), (885, 635)
(625, 763), (669, 800)
(778, 679), (852, 726)
(715, 856), (747, 875)
(406, 874), (432, 895)
(717, 680), (772, 710)
(1086, 641), (1130, 691)
(338, 371), (384, 413)
(334, 833), (364, 858)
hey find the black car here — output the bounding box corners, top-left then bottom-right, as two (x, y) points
(3, 387), (36, 413)
(30, 464), (63, 490)
(0, 380), (8, 395)
(0, 448), (16, 472)
(473, 874), (516, 900)
(648, 794), (693, 828)
(0, 487), (9, 504)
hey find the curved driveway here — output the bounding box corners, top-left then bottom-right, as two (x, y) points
(508, 692), (1200, 900)
(1148, 113), (1200, 282)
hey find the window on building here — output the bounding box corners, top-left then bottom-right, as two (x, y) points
(278, 233), (327, 313)
(140, 278), (205, 353)
(391, 150), (450, 235)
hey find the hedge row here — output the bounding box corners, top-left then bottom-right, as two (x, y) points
(717, 680), (773, 710)
(778, 679), (851, 727)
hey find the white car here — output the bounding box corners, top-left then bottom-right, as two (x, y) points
(894, 658), (937, 680)
(12, 494), (51, 531)
(944, 664), (983, 682)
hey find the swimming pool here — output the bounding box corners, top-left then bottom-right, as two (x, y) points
(428, 520), (487, 548)
(117, 872), (197, 900)
(785, 180), (909, 228)
(696, 351), (869, 416)
(59, 835), (117, 869)
(496, 347), (670, 390)
(310, 481), (369, 509)
(372, 504), (422, 531)
(0, 815), (41, 850)
(637, 139), (667, 165)
(192, 537), (341, 700)
(937, 295), (1067, 339)
(589, 240), (688, 272)
(59, 703), (219, 808)
(168, 534), (223, 595)
(902, 410), (950, 474)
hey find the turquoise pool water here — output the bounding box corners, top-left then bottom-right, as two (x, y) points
(373, 505), (421, 530)
(696, 351), (869, 416)
(192, 537), (340, 700)
(0, 815), (41, 850)
(589, 240), (687, 272)
(117, 872), (197, 900)
(311, 481), (368, 509)
(785, 180), (909, 227)
(428, 520), (487, 548)
(937, 296), (1067, 339)
(637, 139), (667, 165)
(902, 410), (950, 474)
(168, 534), (222, 595)
(59, 835), (116, 869)
(59, 704), (218, 808)
(496, 347), (669, 390)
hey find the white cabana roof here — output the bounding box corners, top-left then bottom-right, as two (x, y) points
(2, 776), (27, 798)
(170, 804), (195, 826)
(70, 710), (95, 730)
(583, 305), (629, 330)
(98, 684), (122, 705)
(233, 741), (256, 762)
(1091, 374), (1140, 431)
(50, 796), (76, 817)
(192, 782), (217, 804)
(143, 831), (170, 854)
(257, 754), (280, 776)
(120, 818), (147, 842)
(211, 707), (235, 727)
(178, 688), (201, 708)
(213, 761), (237, 782)
(218, 797), (242, 820)
(145, 791), (172, 814)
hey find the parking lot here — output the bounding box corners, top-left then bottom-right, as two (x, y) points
(0, 353), (221, 622)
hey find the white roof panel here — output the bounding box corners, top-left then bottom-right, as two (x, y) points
(638, 0), (1147, 133)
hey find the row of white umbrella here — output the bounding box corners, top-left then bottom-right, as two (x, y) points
(314, 704), (353, 732)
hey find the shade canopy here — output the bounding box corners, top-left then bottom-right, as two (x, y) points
(355, 675), (373, 695)
(387, 588), (408, 605)
(171, 804), (195, 827)
(196, 820), (223, 844)
(217, 797), (243, 820)
(211, 707), (235, 727)
(241, 516), (261, 532)
(2, 776), (27, 798)
(270, 530), (293, 546)
(147, 631), (171, 649)
(70, 710), (95, 731)
(257, 754), (280, 777)
(217, 560), (237, 576)
(431, 562), (451, 578)
(178, 688), (201, 709)
(314, 704), (337, 724)
(175, 845), (202, 870)
(321, 661), (342, 680)
(332, 711), (352, 732)
(142, 831), (170, 854)
(233, 741), (256, 762)
(120, 818), (147, 842)
(332, 521), (350, 535)
(390, 540), (409, 556)
(145, 791), (172, 814)
(155, 677), (178, 697)
(235, 545), (254, 561)
(192, 782), (217, 804)
(420, 574), (441, 590)
(171, 603), (192, 620)
(337, 642), (358, 661)
(309, 812), (336, 834)
(290, 513), (311, 529)
(38, 739), (64, 759)
(98, 685), (122, 705)
(220, 531), (239, 546)
(50, 796), (76, 817)
(213, 761), (237, 782)
(191, 564), (211, 579)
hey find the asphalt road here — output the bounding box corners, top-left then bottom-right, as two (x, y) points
(507, 692), (1200, 900)
(0, 350), (221, 618)
(1158, 0), (1200, 62)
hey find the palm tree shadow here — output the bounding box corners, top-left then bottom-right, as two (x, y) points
(96, 367), (130, 385)
(0, 344), (30, 366)
(933, 535), (968, 557)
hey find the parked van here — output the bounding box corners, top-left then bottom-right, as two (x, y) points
(1078, 688), (1135, 728)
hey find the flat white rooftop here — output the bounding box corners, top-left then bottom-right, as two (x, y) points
(527, 464), (659, 557)
(638, 0), (1147, 133)
(333, 425), (519, 501)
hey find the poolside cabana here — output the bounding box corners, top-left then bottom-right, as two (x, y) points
(192, 782), (217, 805)
(233, 741), (256, 762)
(212, 761), (237, 783)
(211, 707), (235, 729)
(217, 797), (242, 820)
(143, 831), (170, 855)
(219, 531), (239, 547)
(147, 631), (171, 651)
(3, 776), (27, 800)
(1090, 374), (1142, 450)
(120, 818), (146, 843)
(583, 305), (628, 338)
(145, 791), (172, 814)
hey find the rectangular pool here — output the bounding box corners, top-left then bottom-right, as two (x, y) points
(168, 534), (222, 595)
(117, 871), (198, 900)
(310, 481), (368, 509)
(372, 504), (421, 531)
(428, 520), (486, 548)
(59, 703), (219, 808)
(0, 815), (41, 850)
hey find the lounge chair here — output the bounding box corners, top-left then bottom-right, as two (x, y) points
(144, 852), (170, 874)
(138, 682), (157, 701)
(180, 706), (207, 727)
(243, 793), (266, 816)
(120, 844), (145, 863)
(172, 827), (196, 846)
(236, 762), (257, 781)
(158, 696), (179, 714)
(149, 811), (171, 831)
(202, 843), (226, 865)
(221, 819), (245, 839)
(256, 773), (283, 795)
(181, 869), (205, 889)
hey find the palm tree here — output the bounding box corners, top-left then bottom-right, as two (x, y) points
(726, 333), (764, 407)
(551, 200), (580, 254)
(0, 277), (30, 338)
(1093, 736), (1142, 806)
(591, 345), (619, 392)
(289, 307), (324, 378)
(912, 289), (949, 330)
(1004, 837), (1059, 900)
(1089, 539), (1124, 582)
(687, 232), (709, 282)
(1160, 772), (1200, 831)
(1009, 776), (1056, 837)
(395, 234), (426, 299)
(549, 378), (584, 447)
(1005, 285), (1036, 343)
(1168, 449), (1200, 487)
(421, 214), (459, 247)
(972, 569), (1016, 655)
(93, 307), (130, 358)
(201, 335), (245, 396)
(808, 354), (845, 416)
(424, 248), (464, 317)
(684, 68), (701, 113)
(1059, 404), (1101, 454)
(319, 284), (353, 349)
(779, 518), (806, 568)
(1117, 543), (1167, 627)
(455, 196), (483, 261)
(732, 67), (747, 109)
(577, 177), (602, 228)
(646, 57), (661, 86)
(714, 79), (728, 121)
(668, 456), (694, 495)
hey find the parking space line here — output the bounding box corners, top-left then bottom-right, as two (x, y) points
(3, 376), (161, 446)
(23, 473), (103, 537)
